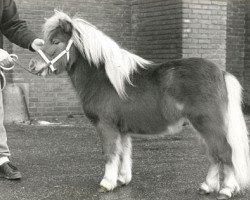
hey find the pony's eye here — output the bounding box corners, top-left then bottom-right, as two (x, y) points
(52, 39), (60, 45)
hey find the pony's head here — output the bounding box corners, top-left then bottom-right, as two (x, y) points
(30, 10), (152, 98)
(29, 10), (77, 76)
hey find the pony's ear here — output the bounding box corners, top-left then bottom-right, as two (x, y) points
(59, 19), (73, 34)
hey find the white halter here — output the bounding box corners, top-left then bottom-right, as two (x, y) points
(36, 39), (74, 72)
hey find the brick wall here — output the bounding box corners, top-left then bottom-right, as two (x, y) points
(4, 0), (250, 117)
(131, 0), (182, 62)
(244, 1), (250, 105)
(8, 0), (183, 118)
(226, 0), (245, 83)
(182, 0), (227, 69)
(7, 0), (132, 118)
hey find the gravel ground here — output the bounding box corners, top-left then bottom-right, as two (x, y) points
(0, 116), (249, 200)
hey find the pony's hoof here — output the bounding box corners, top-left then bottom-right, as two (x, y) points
(217, 194), (231, 200)
(99, 179), (115, 192)
(98, 186), (109, 193)
(217, 188), (232, 200)
(198, 182), (216, 195)
(198, 188), (210, 195)
(117, 179), (129, 187)
(117, 174), (131, 186)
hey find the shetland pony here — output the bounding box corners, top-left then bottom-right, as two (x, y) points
(29, 11), (250, 199)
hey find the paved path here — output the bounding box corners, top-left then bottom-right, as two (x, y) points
(0, 117), (250, 200)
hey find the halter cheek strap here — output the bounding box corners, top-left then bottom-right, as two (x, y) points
(37, 39), (74, 72)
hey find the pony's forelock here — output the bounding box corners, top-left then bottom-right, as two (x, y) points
(44, 11), (153, 98)
(43, 11), (73, 39)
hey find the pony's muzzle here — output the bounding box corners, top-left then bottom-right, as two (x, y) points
(29, 59), (49, 76)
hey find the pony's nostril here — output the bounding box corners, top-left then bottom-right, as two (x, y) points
(29, 59), (36, 70)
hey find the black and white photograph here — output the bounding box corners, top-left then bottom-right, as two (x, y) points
(0, 0), (249, 199)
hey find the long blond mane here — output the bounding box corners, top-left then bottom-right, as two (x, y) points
(44, 11), (152, 98)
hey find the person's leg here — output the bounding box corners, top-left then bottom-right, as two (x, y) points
(0, 81), (21, 180)
(0, 81), (10, 158)
(0, 101), (10, 158)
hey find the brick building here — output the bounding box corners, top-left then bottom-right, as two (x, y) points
(2, 0), (250, 118)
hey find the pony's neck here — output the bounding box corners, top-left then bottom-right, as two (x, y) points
(68, 54), (110, 104)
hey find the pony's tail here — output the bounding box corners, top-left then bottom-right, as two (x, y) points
(225, 72), (250, 188)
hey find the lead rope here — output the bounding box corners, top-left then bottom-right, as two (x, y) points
(0, 54), (17, 91)
(0, 54), (37, 91)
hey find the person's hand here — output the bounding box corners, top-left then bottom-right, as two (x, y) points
(0, 49), (14, 67)
(31, 38), (44, 51)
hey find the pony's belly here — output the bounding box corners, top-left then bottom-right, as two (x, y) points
(129, 118), (185, 138)
(162, 118), (185, 135)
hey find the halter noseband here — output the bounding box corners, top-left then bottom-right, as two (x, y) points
(36, 39), (74, 72)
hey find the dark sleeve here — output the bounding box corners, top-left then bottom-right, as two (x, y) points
(0, 0), (37, 51)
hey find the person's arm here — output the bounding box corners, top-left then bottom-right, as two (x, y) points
(0, 0), (37, 51)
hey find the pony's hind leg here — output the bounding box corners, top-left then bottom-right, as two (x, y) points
(97, 122), (122, 192)
(198, 163), (220, 194)
(217, 165), (240, 200)
(189, 113), (232, 196)
(118, 134), (132, 186)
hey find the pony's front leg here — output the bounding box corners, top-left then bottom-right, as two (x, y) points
(118, 134), (132, 185)
(97, 122), (122, 192)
